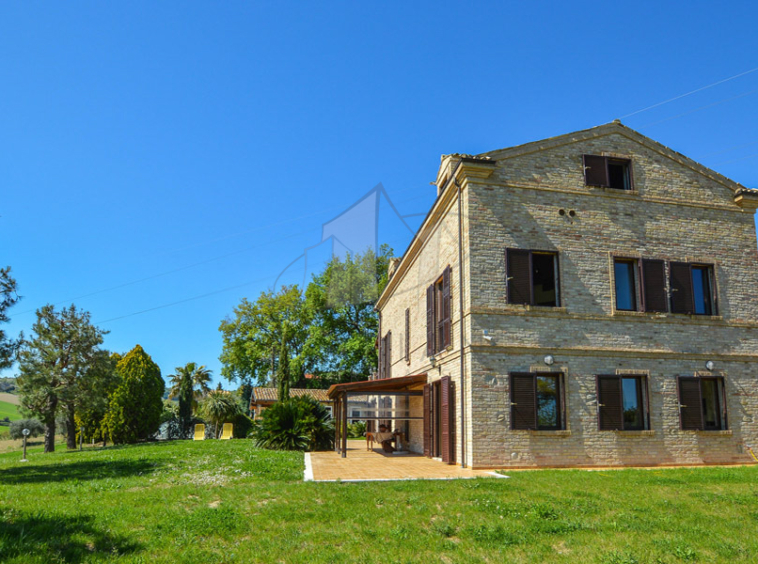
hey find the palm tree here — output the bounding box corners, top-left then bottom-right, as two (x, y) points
(168, 362), (213, 404)
(200, 390), (240, 438)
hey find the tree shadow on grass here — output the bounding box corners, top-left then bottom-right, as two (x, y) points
(1, 458), (160, 485)
(0, 511), (141, 563)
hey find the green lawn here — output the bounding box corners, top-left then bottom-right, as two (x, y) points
(0, 399), (21, 438)
(1, 441), (757, 563)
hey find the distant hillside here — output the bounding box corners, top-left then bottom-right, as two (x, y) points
(0, 393), (20, 406)
(0, 378), (16, 394)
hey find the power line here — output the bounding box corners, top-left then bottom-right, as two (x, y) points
(697, 139), (758, 159)
(94, 274), (277, 324)
(620, 65), (758, 119)
(713, 152), (758, 166)
(637, 88), (758, 129)
(13, 225), (321, 316)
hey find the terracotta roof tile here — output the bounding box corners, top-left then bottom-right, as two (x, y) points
(251, 387), (331, 403)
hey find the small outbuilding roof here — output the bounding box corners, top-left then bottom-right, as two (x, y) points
(251, 387), (331, 404)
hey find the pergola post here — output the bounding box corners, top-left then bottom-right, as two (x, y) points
(341, 393), (348, 458)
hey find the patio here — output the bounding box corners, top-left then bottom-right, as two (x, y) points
(305, 440), (504, 482)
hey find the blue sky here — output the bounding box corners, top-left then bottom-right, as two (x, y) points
(2, 2), (757, 387)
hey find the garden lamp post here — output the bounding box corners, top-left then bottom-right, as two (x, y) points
(21, 428), (30, 462)
(79, 427), (84, 451)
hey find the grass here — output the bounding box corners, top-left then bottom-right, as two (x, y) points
(0, 398), (22, 438)
(1, 441), (757, 563)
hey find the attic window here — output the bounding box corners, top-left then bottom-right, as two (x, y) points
(583, 155), (633, 190)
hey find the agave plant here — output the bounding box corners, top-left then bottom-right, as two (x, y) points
(253, 396), (334, 451)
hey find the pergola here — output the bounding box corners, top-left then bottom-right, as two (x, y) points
(327, 374), (427, 457)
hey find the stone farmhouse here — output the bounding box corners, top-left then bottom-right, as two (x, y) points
(329, 121), (758, 468)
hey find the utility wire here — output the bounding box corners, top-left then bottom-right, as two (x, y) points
(637, 88), (758, 129)
(95, 274), (277, 324)
(697, 139), (758, 159)
(620, 65), (758, 119)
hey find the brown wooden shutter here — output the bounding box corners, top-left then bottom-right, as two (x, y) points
(440, 376), (454, 464)
(506, 249), (531, 305)
(386, 331), (392, 379)
(678, 377), (703, 430)
(641, 259), (667, 312)
(423, 384), (431, 457)
(670, 262), (694, 314)
(510, 373), (537, 430)
(597, 376), (623, 430)
(404, 308), (410, 363)
(442, 266), (452, 349)
(378, 335), (384, 379)
(583, 155), (608, 187)
(426, 284), (435, 356)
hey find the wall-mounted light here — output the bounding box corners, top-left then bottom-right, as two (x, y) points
(430, 355), (437, 368)
(705, 360), (715, 371)
(543, 354), (555, 366)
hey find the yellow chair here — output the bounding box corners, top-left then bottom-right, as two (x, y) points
(219, 423), (233, 440)
(193, 424), (206, 441)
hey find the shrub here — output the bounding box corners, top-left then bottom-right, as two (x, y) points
(231, 412), (254, 439)
(103, 345), (165, 444)
(9, 418), (45, 440)
(253, 396), (334, 451)
(348, 420), (366, 438)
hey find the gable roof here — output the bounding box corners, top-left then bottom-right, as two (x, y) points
(479, 120), (747, 195)
(251, 387), (331, 404)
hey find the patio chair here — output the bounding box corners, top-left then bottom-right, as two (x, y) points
(193, 424), (206, 441)
(219, 423), (233, 440)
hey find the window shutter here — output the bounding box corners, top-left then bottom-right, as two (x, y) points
(423, 384), (432, 457)
(583, 155), (608, 187)
(426, 284), (435, 356)
(510, 373), (537, 430)
(597, 376), (623, 430)
(404, 308), (410, 363)
(388, 335), (392, 379)
(440, 376), (454, 464)
(506, 249), (531, 305)
(670, 262), (694, 314)
(442, 266), (452, 349)
(641, 259), (667, 313)
(678, 377), (703, 430)
(379, 335), (384, 379)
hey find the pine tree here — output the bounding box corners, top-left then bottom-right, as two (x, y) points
(0, 267), (20, 370)
(17, 305), (106, 452)
(103, 345), (164, 444)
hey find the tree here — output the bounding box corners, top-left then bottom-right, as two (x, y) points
(177, 366), (194, 438)
(167, 362), (212, 404)
(103, 345), (164, 444)
(75, 351), (121, 445)
(200, 389), (240, 438)
(219, 285), (310, 387)
(277, 336), (291, 401)
(17, 304), (107, 452)
(0, 267), (20, 369)
(303, 246), (392, 383)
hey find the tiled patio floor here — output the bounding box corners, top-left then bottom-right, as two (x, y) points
(306, 440), (504, 482)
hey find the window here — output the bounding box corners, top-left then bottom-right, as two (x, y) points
(597, 375), (648, 430)
(670, 262), (716, 315)
(510, 373), (564, 430)
(506, 249), (559, 307)
(613, 259), (638, 311)
(583, 155), (633, 190)
(426, 266), (451, 356)
(678, 376), (727, 431)
(612, 258), (668, 312)
(404, 308), (410, 363)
